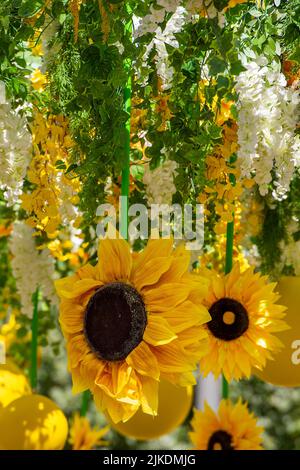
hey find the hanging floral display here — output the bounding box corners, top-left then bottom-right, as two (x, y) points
(0, 82), (31, 205)
(0, 0), (299, 453)
(9, 221), (58, 318)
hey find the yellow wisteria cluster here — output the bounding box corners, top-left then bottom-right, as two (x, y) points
(199, 122), (246, 236)
(199, 202), (249, 273)
(197, 91), (256, 237)
(190, 399), (263, 450)
(69, 0), (112, 44)
(21, 111), (81, 237)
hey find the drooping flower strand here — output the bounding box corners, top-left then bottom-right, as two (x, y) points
(143, 159), (178, 205)
(236, 56), (300, 200)
(21, 110), (81, 238)
(0, 82), (31, 206)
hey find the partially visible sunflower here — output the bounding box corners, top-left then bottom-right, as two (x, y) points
(189, 399), (263, 450)
(198, 263), (288, 381)
(69, 413), (109, 450)
(55, 238), (210, 423)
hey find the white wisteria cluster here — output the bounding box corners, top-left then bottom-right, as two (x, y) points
(185, 0), (225, 26)
(57, 173), (80, 227)
(236, 56), (300, 200)
(134, 1), (224, 90)
(10, 222), (58, 318)
(41, 18), (61, 72)
(278, 220), (300, 275)
(0, 82), (32, 205)
(135, 4), (185, 90)
(143, 158), (178, 204)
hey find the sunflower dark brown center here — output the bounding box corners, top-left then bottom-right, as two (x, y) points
(207, 430), (234, 450)
(84, 282), (147, 362)
(207, 297), (249, 341)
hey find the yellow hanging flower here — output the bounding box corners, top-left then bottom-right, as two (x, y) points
(21, 111), (80, 237)
(0, 223), (12, 238)
(69, 413), (109, 450)
(55, 238), (211, 423)
(69, 0), (83, 42)
(227, 0), (249, 8)
(198, 262), (288, 381)
(31, 69), (47, 92)
(189, 399), (263, 450)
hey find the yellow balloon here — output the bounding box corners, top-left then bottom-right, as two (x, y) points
(255, 276), (300, 387)
(108, 380), (193, 441)
(0, 394), (68, 450)
(0, 360), (31, 408)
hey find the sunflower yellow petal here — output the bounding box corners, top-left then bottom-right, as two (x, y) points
(97, 238), (132, 283)
(126, 341), (160, 380)
(139, 375), (159, 416)
(144, 315), (177, 346)
(57, 279), (102, 299)
(133, 257), (172, 290)
(144, 283), (190, 311)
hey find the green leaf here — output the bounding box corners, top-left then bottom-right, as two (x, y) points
(213, 0), (229, 11)
(207, 123), (222, 140)
(216, 75), (230, 90)
(66, 163), (78, 174)
(290, 46), (300, 64)
(230, 60), (246, 75)
(208, 56), (227, 76)
(18, 0), (44, 17)
(55, 160), (66, 170)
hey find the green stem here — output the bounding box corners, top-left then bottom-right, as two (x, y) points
(120, 82), (131, 239)
(120, 17), (132, 240)
(30, 287), (39, 391)
(80, 390), (90, 417)
(225, 219), (234, 275)
(222, 376), (229, 400)
(222, 216), (235, 400)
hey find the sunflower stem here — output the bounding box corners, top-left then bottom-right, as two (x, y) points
(225, 219), (234, 275)
(30, 287), (39, 391)
(222, 376), (229, 400)
(80, 390), (90, 417)
(120, 13), (132, 240)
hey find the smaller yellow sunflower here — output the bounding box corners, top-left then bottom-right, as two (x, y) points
(198, 263), (288, 381)
(189, 399), (263, 450)
(69, 413), (109, 450)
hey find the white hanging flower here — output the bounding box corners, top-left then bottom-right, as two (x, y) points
(41, 18), (61, 72)
(143, 158), (178, 205)
(236, 57), (300, 200)
(10, 221), (58, 318)
(0, 82), (32, 205)
(277, 219), (300, 275)
(142, 6), (186, 90)
(56, 172), (80, 226)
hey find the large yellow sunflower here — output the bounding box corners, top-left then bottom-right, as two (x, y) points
(198, 263), (288, 381)
(189, 399), (263, 450)
(55, 238), (210, 423)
